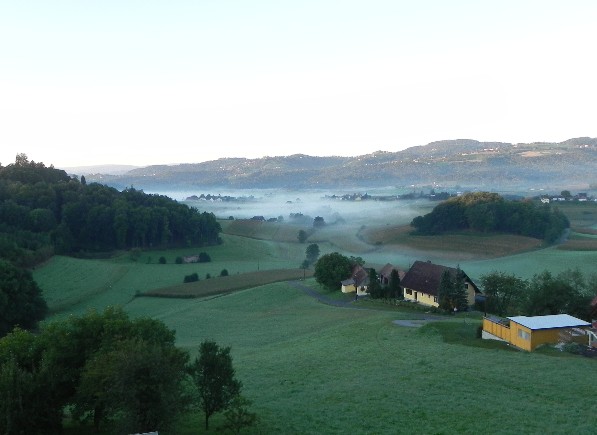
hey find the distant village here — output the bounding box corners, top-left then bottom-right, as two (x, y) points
(185, 193), (256, 202)
(539, 191), (596, 203)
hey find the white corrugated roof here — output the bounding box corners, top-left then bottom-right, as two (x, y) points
(507, 314), (591, 330)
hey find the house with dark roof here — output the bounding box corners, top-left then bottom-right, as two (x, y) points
(482, 314), (592, 351)
(400, 260), (479, 308)
(341, 264), (369, 296)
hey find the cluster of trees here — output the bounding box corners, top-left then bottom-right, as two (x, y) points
(481, 268), (596, 320)
(0, 307), (254, 434)
(367, 268), (402, 300)
(437, 268), (470, 312)
(411, 192), (569, 242)
(184, 269), (229, 283)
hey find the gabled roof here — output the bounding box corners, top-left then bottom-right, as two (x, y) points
(378, 263), (405, 280)
(400, 260), (478, 296)
(508, 314), (591, 330)
(341, 264), (369, 287)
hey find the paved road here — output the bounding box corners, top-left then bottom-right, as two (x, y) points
(287, 280), (445, 326)
(287, 280), (358, 308)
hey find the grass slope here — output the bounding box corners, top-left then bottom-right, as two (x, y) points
(123, 281), (596, 434)
(35, 225), (597, 433)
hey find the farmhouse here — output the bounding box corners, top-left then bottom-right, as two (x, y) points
(400, 260), (478, 308)
(482, 314), (592, 351)
(341, 264), (369, 296)
(182, 255), (199, 263)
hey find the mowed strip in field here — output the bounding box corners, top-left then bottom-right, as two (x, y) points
(143, 268), (314, 298)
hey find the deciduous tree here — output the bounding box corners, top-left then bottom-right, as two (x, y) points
(314, 252), (352, 291)
(297, 229), (308, 243)
(305, 243), (320, 265)
(190, 340), (242, 431)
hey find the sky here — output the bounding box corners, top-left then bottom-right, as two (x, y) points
(1, 1), (597, 169)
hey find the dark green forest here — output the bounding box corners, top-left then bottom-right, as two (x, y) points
(410, 192), (569, 242)
(0, 155), (222, 336)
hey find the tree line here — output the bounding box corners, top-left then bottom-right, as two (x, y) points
(0, 307), (255, 434)
(411, 192), (569, 242)
(481, 268), (596, 320)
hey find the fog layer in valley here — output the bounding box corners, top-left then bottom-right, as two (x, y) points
(152, 188), (427, 227)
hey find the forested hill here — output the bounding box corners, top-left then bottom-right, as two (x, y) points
(411, 192), (570, 243)
(82, 137), (597, 190)
(0, 156), (221, 268)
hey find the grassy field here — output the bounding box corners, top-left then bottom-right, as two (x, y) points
(35, 198), (597, 433)
(60, 280), (596, 434)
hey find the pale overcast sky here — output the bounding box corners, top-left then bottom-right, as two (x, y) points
(1, 1), (596, 168)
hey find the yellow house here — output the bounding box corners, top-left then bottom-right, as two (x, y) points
(482, 314), (591, 351)
(340, 264), (369, 296)
(400, 261), (478, 308)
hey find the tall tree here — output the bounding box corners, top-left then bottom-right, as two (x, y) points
(368, 268), (382, 299)
(297, 229), (308, 243)
(305, 243), (320, 265)
(190, 340), (242, 431)
(438, 270), (455, 312)
(0, 260), (48, 337)
(388, 269), (402, 300)
(452, 268), (469, 311)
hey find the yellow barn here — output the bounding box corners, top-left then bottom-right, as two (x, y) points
(482, 314), (591, 351)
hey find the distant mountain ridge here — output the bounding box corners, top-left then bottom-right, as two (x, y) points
(83, 138), (597, 190)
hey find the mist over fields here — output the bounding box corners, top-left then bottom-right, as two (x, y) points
(153, 187), (426, 227)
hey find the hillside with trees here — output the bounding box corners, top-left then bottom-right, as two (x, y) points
(410, 192), (569, 243)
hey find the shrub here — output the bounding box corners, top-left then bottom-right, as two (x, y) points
(199, 252), (211, 263)
(205, 273), (211, 280)
(184, 273), (199, 283)
(159, 256), (167, 264)
(175, 256), (183, 264)
(220, 269), (229, 277)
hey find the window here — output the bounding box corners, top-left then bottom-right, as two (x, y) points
(433, 296), (437, 303)
(517, 329), (530, 340)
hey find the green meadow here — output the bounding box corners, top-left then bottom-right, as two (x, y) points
(35, 199), (597, 434)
